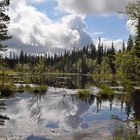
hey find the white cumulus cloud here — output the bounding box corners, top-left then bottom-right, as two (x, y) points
(6, 0), (92, 55)
(95, 38), (125, 51)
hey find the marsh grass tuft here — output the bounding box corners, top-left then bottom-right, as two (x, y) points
(77, 89), (91, 98)
(31, 85), (48, 93)
(98, 85), (114, 96)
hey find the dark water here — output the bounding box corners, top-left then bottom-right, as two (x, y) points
(0, 75), (140, 140)
(17, 74), (93, 89)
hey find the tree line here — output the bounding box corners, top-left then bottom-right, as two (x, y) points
(0, 0), (140, 82)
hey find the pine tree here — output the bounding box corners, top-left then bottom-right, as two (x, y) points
(0, 0), (11, 51)
(108, 42), (116, 74)
(90, 43), (96, 60)
(19, 50), (24, 64)
(127, 35), (133, 51)
(122, 40), (125, 52)
(96, 38), (103, 64)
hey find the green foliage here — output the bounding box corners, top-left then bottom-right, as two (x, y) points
(125, 0), (140, 20)
(127, 35), (133, 51)
(38, 85), (48, 92)
(98, 85), (114, 96)
(0, 0), (140, 96)
(0, 83), (16, 94)
(31, 85), (48, 93)
(77, 89), (91, 98)
(121, 79), (134, 93)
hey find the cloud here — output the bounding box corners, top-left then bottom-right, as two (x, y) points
(30, 0), (45, 3)
(95, 38), (125, 51)
(57, 0), (129, 15)
(6, 0), (92, 55)
(4, 88), (90, 135)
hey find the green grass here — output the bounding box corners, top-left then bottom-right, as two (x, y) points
(77, 89), (91, 98)
(98, 85), (114, 96)
(0, 83), (48, 94)
(31, 85), (48, 93)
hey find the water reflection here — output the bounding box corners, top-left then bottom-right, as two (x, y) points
(28, 93), (45, 124)
(27, 135), (48, 140)
(19, 74), (93, 89)
(0, 87), (140, 139)
(0, 97), (9, 126)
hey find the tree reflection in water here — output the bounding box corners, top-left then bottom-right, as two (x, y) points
(28, 93), (45, 124)
(0, 99), (9, 125)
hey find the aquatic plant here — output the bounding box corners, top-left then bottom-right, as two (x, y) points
(98, 85), (114, 96)
(77, 89), (91, 98)
(32, 85), (48, 93)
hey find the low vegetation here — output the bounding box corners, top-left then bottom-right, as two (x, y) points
(0, 83), (48, 94)
(77, 89), (91, 98)
(113, 132), (140, 140)
(98, 85), (114, 96)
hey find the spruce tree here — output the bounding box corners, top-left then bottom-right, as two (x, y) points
(96, 38), (103, 64)
(0, 0), (11, 51)
(127, 35), (133, 51)
(108, 42), (116, 74)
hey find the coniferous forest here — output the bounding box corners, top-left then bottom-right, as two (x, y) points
(0, 1), (139, 83)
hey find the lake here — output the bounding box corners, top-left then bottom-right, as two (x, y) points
(0, 75), (140, 140)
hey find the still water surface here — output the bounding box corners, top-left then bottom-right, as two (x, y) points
(0, 75), (140, 140)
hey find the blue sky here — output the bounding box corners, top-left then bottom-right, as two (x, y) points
(35, 0), (130, 40)
(85, 15), (130, 40)
(5, 0), (131, 55)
